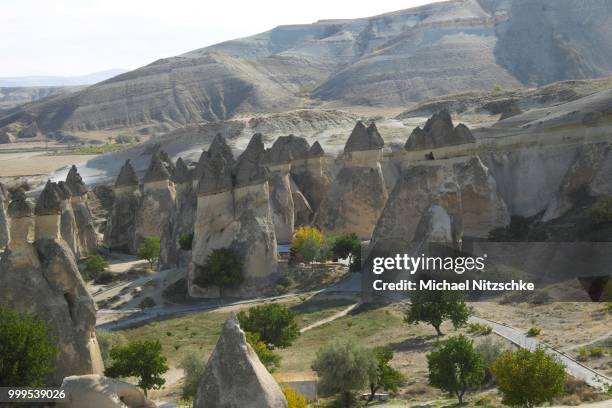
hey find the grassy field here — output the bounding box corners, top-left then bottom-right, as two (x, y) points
(50, 143), (134, 155)
(120, 296), (356, 366)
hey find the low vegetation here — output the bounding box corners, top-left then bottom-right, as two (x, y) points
(80, 254), (108, 281)
(178, 351), (204, 400)
(0, 306), (58, 386)
(467, 322), (493, 336)
(587, 197), (612, 224)
(526, 327), (542, 337)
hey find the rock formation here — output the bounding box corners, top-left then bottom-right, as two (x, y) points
(314, 122), (387, 239)
(104, 160), (141, 252)
(66, 165), (98, 258)
(0, 187), (103, 385)
(56, 181), (79, 256)
(290, 140), (331, 215)
(160, 157), (196, 269)
(59, 375), (155, 408)
(194, 313), (287, 408)
(0, 182), (9, 248)
(190, 134), (278, 298)
(134, 152), (176, 250)
(404, 111), (475, 151)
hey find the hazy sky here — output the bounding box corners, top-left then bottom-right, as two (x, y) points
(1, 0), (442, 77)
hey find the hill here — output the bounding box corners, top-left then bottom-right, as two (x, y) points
(1, 0), (611, 138)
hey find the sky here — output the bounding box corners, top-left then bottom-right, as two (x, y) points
(0, 0), (443, 77)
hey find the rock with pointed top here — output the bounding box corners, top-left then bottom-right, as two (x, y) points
(7, 188), (32, 218)
(134, 155), (176, 250)
(66, 165), (88, 196)
(65, 166), (98, 257)
(35, 181), (62, 216)
(198, 151), (234, 195)
(208, 133), (235, 164)
(264, 134), (310, 164)
(115, 160), (139, 188)
(404, 111), (475, 151)
(234, 133), (268, 186)
(143, 155), (171, 184)
(308, 141), (325, 158)
(344, 121), (384, 153)
(56, 181), (79, 256)
(173, 157), (192, 184)
(194, 314), (287, 408)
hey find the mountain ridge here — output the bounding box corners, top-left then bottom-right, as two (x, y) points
(1, 0), (611, 137)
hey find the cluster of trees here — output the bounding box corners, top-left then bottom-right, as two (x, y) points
(291, 226), (361, 271)
(311, 340), (404, 407)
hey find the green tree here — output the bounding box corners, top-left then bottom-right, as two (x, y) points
(82, 254), (109, 281)
(426, 335), (484, 404)
(137, 237), (161, 269)
(178, 351), (204, 400)
(105, 340), (169, 396)
(491, 348), (566, 408)
(405, 290), (471, 336)
(193, 248), (244, 289)
(475, 336), (506, 384)
(246, 331), (281, 371)
(237, 304), (299, 348)
(291, 226), (324, 268)
(312, 339), (377, 408)
(331, 233), (361, 269)
(0, 306), (58, 386)
(367, 346), (405, 403)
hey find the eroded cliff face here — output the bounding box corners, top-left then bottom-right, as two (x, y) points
(0, 189), (103, 385)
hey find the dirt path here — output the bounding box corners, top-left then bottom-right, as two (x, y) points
(300, 303), (360, 333)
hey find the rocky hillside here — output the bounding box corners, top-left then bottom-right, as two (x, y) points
(0, 86), (81, 112)
(1, 0), (611, 136)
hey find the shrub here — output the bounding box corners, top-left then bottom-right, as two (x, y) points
(467, 323), (493, 336)
(587, 197), (612, 224)
(283, 386), (307, 408)
(0, 306), (58, 386)
(527, 327), (541, 337)
(94, 271), (120, 285)
(138, 297), (156, 309)
(193, 248), (244, 289)
(492, 348), (566, 408)
(528, 290), (551, 305)
(178, 233), (193, 251)
(105, 340), (169, 396)
(246, 332), (281, 371)
(237, 304), (299, 348)
(426, 334), (485, 404)
(96, 329), (127, 366)
(330, 233), (361, 269)
(137, 237), (161, 269)
(178, 351), (204, 400)
(311, 339), (377, 408)
(81, 254), (108, 281)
